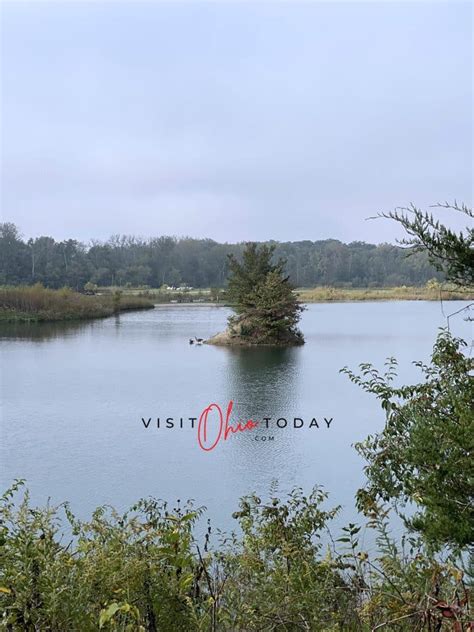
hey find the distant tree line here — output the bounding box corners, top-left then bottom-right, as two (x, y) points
(0, 222), (444, 290)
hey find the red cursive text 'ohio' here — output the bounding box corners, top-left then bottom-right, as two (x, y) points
(197, 401), (259, 451)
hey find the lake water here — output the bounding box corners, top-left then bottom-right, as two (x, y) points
(1, 301), (471, 540)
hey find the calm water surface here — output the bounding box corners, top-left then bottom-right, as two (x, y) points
(1, 301), (471, 537)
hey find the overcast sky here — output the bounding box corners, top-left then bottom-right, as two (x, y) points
(1, 1), (472, 244)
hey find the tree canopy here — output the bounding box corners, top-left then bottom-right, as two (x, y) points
(0, 222), (448, 290)
(379, 201), (474, 287)
(226, 243), (285, 311)
(225, 243), (304, 346)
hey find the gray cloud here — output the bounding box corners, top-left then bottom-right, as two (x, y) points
(1, 1), (472, 244)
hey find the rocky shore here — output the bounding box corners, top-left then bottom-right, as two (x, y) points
(205, 317), (304, 347)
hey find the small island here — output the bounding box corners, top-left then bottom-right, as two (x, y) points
(206, 243), (304, 347)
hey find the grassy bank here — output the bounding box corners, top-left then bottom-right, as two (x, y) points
(99, 286), (226, 304)
(297, 283), (474, 303)
(97, 283), (473, 305)
(2, 285), (471, 322)
(0, 285), (155, 323)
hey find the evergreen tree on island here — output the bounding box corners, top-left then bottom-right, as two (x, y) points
(207, 243), (304, 346)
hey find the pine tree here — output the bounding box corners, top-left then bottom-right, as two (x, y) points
(378, 201), (473, 287)
(226, 243), (304, 345)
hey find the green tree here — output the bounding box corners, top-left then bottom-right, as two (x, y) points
(245, 270), (304, 344)
(226, 243), (284, 311)
(226, 243), (304, 345)
(83, 281), (98, 294)
(0, 223), (30, 284)
(379, 201), (473, 287)
(344, 202), (473, 550)
(342, 332), (473, 550)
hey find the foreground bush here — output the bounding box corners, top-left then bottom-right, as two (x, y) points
(0, 285), (154, 322)
(0, 482), (470, 631)
(342, 332), (474, 551)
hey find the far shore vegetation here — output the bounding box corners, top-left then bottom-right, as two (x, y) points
(1, 211), (472, 325)
(0, 221), (458, 291)
(0, 284), (154, 323)
(297, 281), (473, 302)
(0, 280), (472, 324)
(58, 281), (474, 303)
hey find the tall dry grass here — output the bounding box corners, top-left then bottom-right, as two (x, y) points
(0, 284), (154, 322)
(297, 283), (473, 303)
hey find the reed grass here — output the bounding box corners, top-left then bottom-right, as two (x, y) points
(0, 285), (154, 322)
(297, 283), (473, 303)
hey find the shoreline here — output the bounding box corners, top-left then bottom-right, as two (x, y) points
(296, 286), (473, 303)
(154, 296), (473, 307)
(0, 286), (155, 323)
(2, 296), (471, 324)
(1, 285), (472, 324)
(0, 304), (154, 324)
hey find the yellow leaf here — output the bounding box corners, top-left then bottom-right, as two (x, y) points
(0, 587), (11, 594)
(450, 568), (463, 581)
